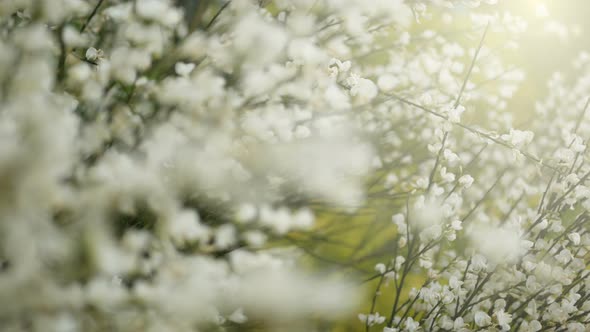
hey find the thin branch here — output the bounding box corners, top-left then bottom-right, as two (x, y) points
(80, 0), (105, 33)
(454, 22), (490, 108)
(388, 93), (563, 174)
(206, 1), (231, 30)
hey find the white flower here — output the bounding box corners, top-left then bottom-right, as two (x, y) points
(85, 47), (103, 61)
(398, 236), (407, 247)
(568, 232), (581, 245)
(292, 208), (314, 229)
(384, 271), (396, 280)
(555, 248), (572, 264)
(471, 254), (488, 271)
(358, 313), (367, 323)
(443, 149), (460, 165)
(450, 219), (463, 230)
(350, 77), (378, 102)
(440, 167), (455, 182)
(458, 174), (474, 188)
(495, 309), (512, 331)
(535, 262), (553, 281)
(404, 317), (419, 331)
(358, 312), (386, 326)
(474, 311), (491, 327)
(375, 263), (386, 274)
(501, 129), (534, 148)
(447, 104), (466, 123)
(392, 213), (407, 234)
(529, 320), (542, 331)
(555, 148), (575, 163)
(454, 317), (465, 329)
(395, 256), (406, 270)
(329, 58), (352, 74)
(449, 276), (463, 289)
(419, 257), (432, 269)
(174, 62), (195, 77)
(421, 224), (442, 242)
(522, 260), (536, 272)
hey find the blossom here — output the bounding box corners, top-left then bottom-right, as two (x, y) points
(174, 62), (195, 77)
(350, 77), (378, 102)
(495, 309), (512, 331)
(446, 104), (466, 123)
(474, 311), (492, 327)
(85, 47), (103, 61)
(458, 174), (474, 188)
(501, 129), (535, 148)
(404, 317), (419, 331)
(375, 263), (387, 274)
(358, 312), (386, 326)
(568, 232), (581, 245)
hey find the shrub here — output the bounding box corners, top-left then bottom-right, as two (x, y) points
(0, 0), (589, 331)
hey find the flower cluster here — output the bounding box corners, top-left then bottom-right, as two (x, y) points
(351, 3), (590, 331)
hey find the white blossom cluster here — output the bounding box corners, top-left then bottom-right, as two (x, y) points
(0, 0), (589, 331)
(353, 4), (590, 332)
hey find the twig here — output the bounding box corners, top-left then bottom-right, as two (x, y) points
(80, 0), (105, 33)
